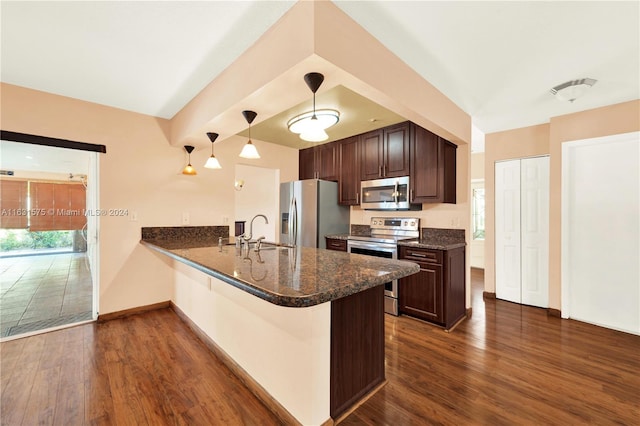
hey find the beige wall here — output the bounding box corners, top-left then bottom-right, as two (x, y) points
(0, 83), (298, 314)
(485, 100), (640, 311)
(471, 152), (485, 181)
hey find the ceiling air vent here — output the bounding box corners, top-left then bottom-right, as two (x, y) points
(0, 170), (15, 176)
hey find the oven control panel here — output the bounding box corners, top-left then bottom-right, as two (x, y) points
(370, 217), (420, 232)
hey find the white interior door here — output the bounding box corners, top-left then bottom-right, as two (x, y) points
(562, 132), (639, 334)
(495, 160), (521, 303)
(520, 157), (549, 308)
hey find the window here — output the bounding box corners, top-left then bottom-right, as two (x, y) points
(472, 186), (485, 240)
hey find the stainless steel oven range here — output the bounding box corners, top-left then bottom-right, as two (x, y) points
(347, 217), (420, 315)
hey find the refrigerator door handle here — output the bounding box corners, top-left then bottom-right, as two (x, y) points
(292, 197), (298, 247)
(289, 196), (295, 246)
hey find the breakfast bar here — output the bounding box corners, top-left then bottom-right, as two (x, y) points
(141, 232), (419, 425)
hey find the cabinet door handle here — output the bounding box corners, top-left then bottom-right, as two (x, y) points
(379, 165), (382, 177)
(410, 189), (414, 201)
(383, 164), (387, 176)
(356, 191), (359, 204)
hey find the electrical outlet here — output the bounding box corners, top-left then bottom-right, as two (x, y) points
(182, 212), (190, 225)
(129, 211), (138, 222)
(222, 216), (229, 225)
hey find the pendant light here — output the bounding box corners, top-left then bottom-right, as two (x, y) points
(204, 132), (221, 169)
(239, 110), (260, 159)
(182, 145), (197, 175)
(287, 72), (339, 142)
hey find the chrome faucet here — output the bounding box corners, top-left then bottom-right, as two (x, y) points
(242, 214), (269, 248)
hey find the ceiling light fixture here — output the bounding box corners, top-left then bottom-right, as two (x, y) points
(182, 145), (197, 175)
(239, 110), (260, 159)
(204, 132), (221, 169)
(287, 72), (340, 142)
(550, 78), (597, 102)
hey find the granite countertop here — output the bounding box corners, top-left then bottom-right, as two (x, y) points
(324, 234), (349, 240)
(326, 227), (466, 250)
(141, 237), (419, 308)
(397, 239), (465, 250)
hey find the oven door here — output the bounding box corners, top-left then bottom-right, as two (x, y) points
(347, 240), (399, 314)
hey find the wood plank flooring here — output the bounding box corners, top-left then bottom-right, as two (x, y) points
(2, 268), (639, 425)
(341, 269), (640, 425)
(0, 308), (281, 425)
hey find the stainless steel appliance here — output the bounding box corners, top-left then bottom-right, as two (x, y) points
(347, 217), (420, 315)
(360, 176), (420, 211)
(280, 179), (350, 249)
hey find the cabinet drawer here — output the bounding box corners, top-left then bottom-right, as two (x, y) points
(400, 247), (442, 264)
(325, 238), (347, 252)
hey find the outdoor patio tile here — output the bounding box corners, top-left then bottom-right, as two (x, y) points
(0, 252), (92, 337)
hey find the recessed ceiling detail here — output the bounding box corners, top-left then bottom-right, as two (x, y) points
(239, 85), (406, 149)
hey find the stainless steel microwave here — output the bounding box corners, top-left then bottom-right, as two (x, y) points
(360, 176), (420, 210)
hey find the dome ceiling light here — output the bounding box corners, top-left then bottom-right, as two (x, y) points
(287, 72), (340, 142)
(550, 78), (597, 102)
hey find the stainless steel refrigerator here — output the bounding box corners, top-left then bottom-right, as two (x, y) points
(279, 179), (350, 249)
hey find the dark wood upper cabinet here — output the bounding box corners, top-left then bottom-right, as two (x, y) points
(317, 143), (338, 181)
(299, 147), (315, 180)
(298, 141), (338, 181)
(410, 124), (456, 204)
(360, 122), (410, 181)
(383, 122), (411, 178)
(359, 129), (384, 181)
(299, 120), (456, 205)
(338, 136), (360, 205)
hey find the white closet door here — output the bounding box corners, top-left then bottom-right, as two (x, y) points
(495, 160), (522, 304)
(520, 157), (549, 308)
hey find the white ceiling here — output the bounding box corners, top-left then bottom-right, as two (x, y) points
(1, 1), (638, 146)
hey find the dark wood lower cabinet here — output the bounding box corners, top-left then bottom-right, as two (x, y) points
(325, 237), (347, 252)
(330, 285), (385, 419)
(399, 246), (465, 330)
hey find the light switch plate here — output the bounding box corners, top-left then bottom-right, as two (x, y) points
(182, 212), (190, 225)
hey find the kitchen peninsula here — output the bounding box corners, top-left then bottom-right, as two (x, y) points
(141, 226), (419, 425)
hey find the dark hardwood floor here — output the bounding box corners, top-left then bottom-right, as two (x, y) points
(2, 268), (639, 425)
(0, 308), (281, 425)
(342, 268), (640, 425)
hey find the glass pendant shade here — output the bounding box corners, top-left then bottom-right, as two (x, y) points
(299, 115), (329, 142)
(182, 145), (197, 175)
(288, 110), (338, 142)
(239, 140), (260, 159)
(204, 132), (221, 169)
(240, 111), (260, 159)
(204, 155), (221, 169)
(182, 164), (197, 175)
(288, 72), (339, 142)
